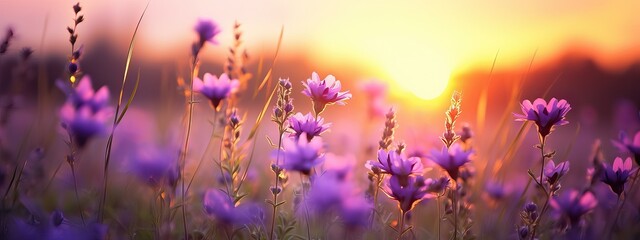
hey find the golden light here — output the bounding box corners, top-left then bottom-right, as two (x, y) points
(380, 51), (453, 101)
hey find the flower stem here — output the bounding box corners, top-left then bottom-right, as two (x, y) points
(180, 57), (198, 240)
(453, 182), (458, 240)
(69, 161), (85, 226)
(300, 173), (312, 240)
(609, 170), (640, 236)
(370, 173), (381, 228)
(397, 210), (406, 240)
(269, 132), (284, 240)
(437, 196), (441, 240)
(186, 110), (218, 193)
(530, 138), (548, 240)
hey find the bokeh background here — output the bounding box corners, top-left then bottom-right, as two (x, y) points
(1, 0), (639, 227)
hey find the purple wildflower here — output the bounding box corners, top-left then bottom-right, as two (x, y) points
(130, 146), (180, 189)
(612, 131), (640, 163)
(601, 157), (634, 197)
(193, 73), (239, 111)
(550, 190), (597, 226)
(58, 76), (110, 113)
(428, 143), (473, 180)
(288, 112), (331, 141)
(383, 175), (430, 213)
(425, 176), (450, 194)
(306, 169), (352, 214)
(514, 98), (571, 139)
(194, 18), (221, 45)
(7, 211), (107, 240)
(279, 133), (324, 175)
(543, 160), (570, 186)
(365, 149), (424, 184)
(340, 197), (372, 228)
(59, 99), (110, 149)
(302, 72), (352, 115)
(203, 189), (262, 226)
(458, 123), (473, 143)
(485, 180), (508, 200)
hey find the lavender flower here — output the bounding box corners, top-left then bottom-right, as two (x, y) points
(514, 98), (571, 139)
(428, 143), (473, 180)
(288, 112), (331, 141)
(601, 157), (634, 197)
(302, 72), (352, 115)
(194, 19), (221, 45)
(458, 123), (473, 143)
(7, 211), (107, 240)
(425, 176), (450, 194)
(279, 133), (324, 175)
(59, 92), (111, 148)
(340, 197), (372, 228)
(193, 73), (239, 111)
(365, 149), (423, 184)
(550, 190), (597, 227)
(1, 27), (14, 55)
(203, 189), (262, 226)
(543, 160), (570, 186)
(130, 146), (180, 189)
(383, 175), (430, 213)
(58, 76), (110, 113)
(612, 130), (640, 163)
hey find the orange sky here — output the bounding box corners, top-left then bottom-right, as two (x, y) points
(1, 0), (639, 99)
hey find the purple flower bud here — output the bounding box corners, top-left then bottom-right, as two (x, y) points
(524, 202), (537, 213)
(518, 226), (529, 239)
(73, 3), (82, 14)
(68, 62), (79, 74)
(51, 210), (64, 227)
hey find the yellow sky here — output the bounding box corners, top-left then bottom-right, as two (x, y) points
(1, 0), (639, 99)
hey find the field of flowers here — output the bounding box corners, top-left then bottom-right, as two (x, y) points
(1, 2), (639, 240)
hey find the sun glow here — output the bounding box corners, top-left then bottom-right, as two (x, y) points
(382, 53), (453, 101)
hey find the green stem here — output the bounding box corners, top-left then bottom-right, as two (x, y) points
(69, 161), (85, 225)
(269, 131), (284, 240)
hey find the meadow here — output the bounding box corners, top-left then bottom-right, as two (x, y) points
(1, 2), (640, 240)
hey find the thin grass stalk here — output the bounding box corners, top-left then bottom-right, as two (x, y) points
(186, 111), (218, 193)
(99, 2), (148, 223)
(397, 210), (406, 240)
(69, 160), (85, 225)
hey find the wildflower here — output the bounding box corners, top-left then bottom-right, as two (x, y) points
(59, 100), (110, 149)
(194, 19), (221, 45)
(7, 211), (107, 240)
(428, 143), (473, 180)
(601, 157), (634, 197)
(425, 176), (450, 194)
(384, 175), (430, 213)
(485, 181), (508, 200)
(340, 197), (372, 228)
(193, 73), (239, 111)
(288, 112), (331, 141)
(302, 72), (352, 115)
(458, 123), (473, 143)
(365, 149), (423, 184)
(203, 189), (262, 226)
(543, 160), (570, 186)
(550, 190), (597, 227)
(612, 130), (640, 163)
(305, 169), (352, 214)
(64, 76), (110, 112)
(58, 76), (111, 148)
(130, 146), (180, 189)
(514, 98), (571, 139)
(279, 133), (324, 175)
